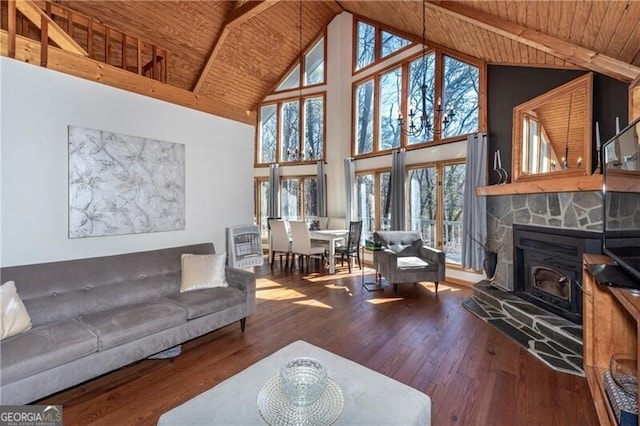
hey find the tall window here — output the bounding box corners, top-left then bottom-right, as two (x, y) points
(408, 167), (436, 248)
(257, 94), (325, 165)
(355, 170), (390, 240)
(257, 35), (326, 166)
(407, 53), (435, 145)
(255, 179), (270, 239)
(379, 67), (402, 151)
(277, 35), (326, 91)
(304, 96), (324, 160)
(281, 101), (300, 162)
(255, 176), (318, 239)
(408, 161), (465, 265)
(442, 163), (465, 264)
(259, 105), (277, 163)
(442, 56), (480, 139)
(355, 21), (375, 71)
(354, 79), (374, 155)
(354, 20), (412, 72)
(352, 35), (482, 156)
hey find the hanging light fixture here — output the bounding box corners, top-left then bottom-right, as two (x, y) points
(397, 0), (454, 139)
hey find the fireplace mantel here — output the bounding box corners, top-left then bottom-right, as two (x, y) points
(477, 174), (602, 196)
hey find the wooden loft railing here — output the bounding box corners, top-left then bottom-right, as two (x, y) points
(2, 0), (168, 83)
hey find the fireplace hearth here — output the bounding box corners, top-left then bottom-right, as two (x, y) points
(513, 224), (601, 324)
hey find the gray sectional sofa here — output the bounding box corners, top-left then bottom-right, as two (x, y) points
(0, 243), (256, 405)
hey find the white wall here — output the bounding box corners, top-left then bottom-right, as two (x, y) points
(1, 58), (255, 267)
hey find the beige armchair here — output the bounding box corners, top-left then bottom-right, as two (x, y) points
(373, 231), (445, 294)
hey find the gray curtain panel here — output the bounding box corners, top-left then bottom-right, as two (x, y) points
(268, 164), (280, 218)
(461, 133), (487, 270)
(390, 149), (406, 231)
(316, 161), (326, 217)
(344, 158), (355, 225)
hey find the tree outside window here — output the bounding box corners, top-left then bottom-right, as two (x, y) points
(356, 22), (375, 71)
(259, 105), (277, 163)
(381, 31), (410, 58)
(379, 68), (402, 151)
(281, 179), (301, 222)
(356, 173), (375, 240)
(304, 178), (318, 217)
(442, 163), (465, 264)
(408, 167), (436, 248)
(408, 161), (465, 265)
(443, 56), (479, 139)
(355, 79), (374, 155)
(281, 101), (300, 162)
(407, 53), (435, 145)
(304, 97), (324, 160)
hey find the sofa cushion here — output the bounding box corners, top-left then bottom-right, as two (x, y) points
(166, 287), (244, 320)
(79, 301), (187, 351)
(397, 256), (430, 270)
(0, 318), (97, 385)
(180, 253), (227, 292)
(1, 281), (32, 340)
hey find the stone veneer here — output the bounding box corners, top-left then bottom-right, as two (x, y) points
(487, 191), (603, 291)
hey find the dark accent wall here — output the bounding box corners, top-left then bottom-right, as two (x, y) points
(487, 66), (628, 184)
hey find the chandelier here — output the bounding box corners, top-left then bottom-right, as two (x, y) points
(397, 0), (454, 138)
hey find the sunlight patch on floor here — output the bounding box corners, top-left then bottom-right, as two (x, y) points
(256, 288), (307, 301)
(427, 283), (460, 292)
(293, 299), (333, 309)
(367, 297), (404, 304)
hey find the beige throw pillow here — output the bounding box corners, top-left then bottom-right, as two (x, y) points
(180, 253), (228, 292)
(0, 281), (32, 340)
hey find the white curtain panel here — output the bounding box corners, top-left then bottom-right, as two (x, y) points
(461, 133), (488, 270)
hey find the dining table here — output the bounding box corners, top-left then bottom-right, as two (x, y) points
(309, 229), (348, 274)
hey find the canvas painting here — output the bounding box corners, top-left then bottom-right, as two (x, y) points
(68, 126), (185, 238)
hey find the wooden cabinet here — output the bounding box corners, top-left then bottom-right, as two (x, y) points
(583, 253), (640, 425)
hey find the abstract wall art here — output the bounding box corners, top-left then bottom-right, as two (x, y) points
(68, 126), (185, 238)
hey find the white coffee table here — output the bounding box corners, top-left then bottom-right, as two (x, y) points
(157, 340), (431, 425)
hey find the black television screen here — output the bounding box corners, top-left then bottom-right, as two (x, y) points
(603, 116), (640, 285)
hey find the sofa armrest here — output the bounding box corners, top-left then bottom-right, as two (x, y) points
(225, 266), (256, 314)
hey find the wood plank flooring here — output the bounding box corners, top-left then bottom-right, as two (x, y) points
(39, 262), (599, 425)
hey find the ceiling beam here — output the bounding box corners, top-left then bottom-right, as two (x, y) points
(429, 1), (640, 83)
(1, 32), (256, 124)
(193, 0), (280, 93)
(16, 0), (88, 56)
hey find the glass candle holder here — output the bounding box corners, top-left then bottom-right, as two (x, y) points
(279, 357), (327, 407)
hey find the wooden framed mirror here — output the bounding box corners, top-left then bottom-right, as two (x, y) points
(512, 73), (593, 182)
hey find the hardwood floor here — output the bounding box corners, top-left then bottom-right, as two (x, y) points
(40, 261), (599, 425)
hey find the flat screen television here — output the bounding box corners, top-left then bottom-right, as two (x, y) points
(599, 116), (640, 288)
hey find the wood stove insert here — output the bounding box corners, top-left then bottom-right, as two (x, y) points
(513, 224), (601, 324)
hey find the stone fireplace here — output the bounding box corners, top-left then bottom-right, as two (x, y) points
(513, 224), (601, 324)
(487, 191), (604, 291)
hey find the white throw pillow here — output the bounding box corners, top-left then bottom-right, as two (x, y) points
(180, 253), (228, 292)
(0, 281), (32, 340)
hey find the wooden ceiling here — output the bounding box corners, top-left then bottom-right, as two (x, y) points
(53, 0), (640, 120)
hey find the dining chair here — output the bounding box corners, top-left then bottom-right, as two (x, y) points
(269, 220), (291, 269)
(335, 220), (363, 273)
(290, 221), (326, 273)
